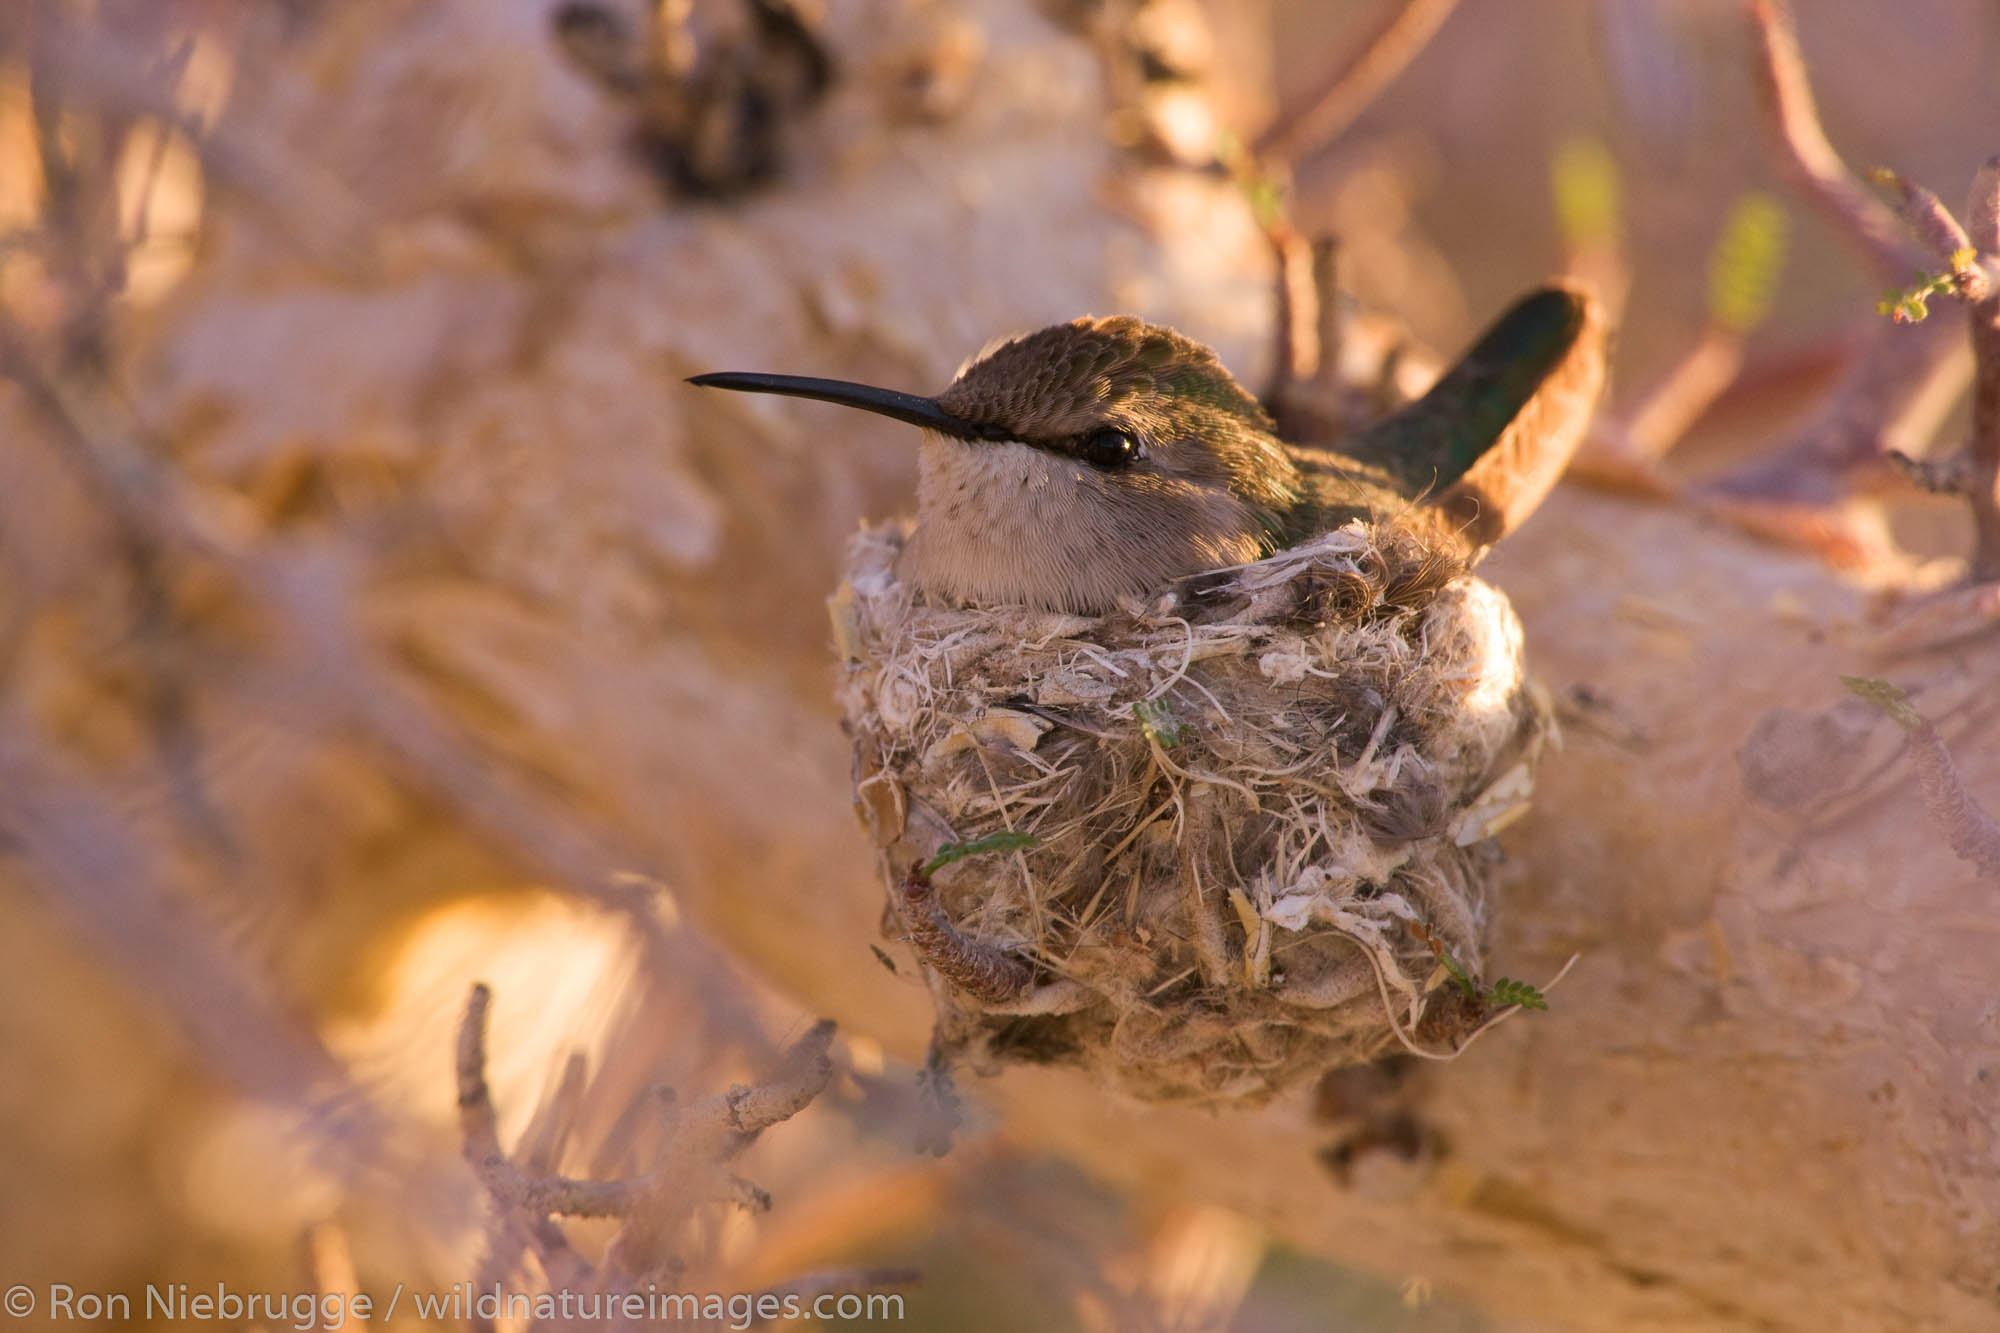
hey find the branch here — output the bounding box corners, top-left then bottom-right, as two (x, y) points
(1871, 170), (1988, 297)
(1853, 162), (2000, 580)
(1700, 8), (1974, 557)
(1747, 0), (1920, 278)
(1251, 0), (1461, 166)
(1628, 334), (1747, 470)
(458, 984), (841, 1293)
(1965, 158), (2000, 580)
(1266, 230), (1351, 440)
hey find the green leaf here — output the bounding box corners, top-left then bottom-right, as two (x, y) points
(921, 831), (1040, 877)
(1486, 977), (1549, 1011)
(1133, 698), (1189, 748)
(1878, 270), (1953, 324)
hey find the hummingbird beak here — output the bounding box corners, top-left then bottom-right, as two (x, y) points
(687, 371), (1011, 442)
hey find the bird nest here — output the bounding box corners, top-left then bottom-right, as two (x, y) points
(833, 516), (1550, 1107)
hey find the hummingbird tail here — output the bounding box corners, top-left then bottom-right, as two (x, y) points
(1347, 284), (1609, 546)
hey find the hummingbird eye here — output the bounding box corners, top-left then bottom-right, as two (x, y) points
(1079, 427), (1139, 469)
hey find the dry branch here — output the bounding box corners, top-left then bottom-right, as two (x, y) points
(455, 983), (855, 1309)
(1860, 163), (2000, 579)
(1701, 1), (1972, 563)
(1964, 159), (2000, 579)
(1252, 0), (1461, 166)
(1873, 168), (1989, 301)
(1747, 0), (1919, 278)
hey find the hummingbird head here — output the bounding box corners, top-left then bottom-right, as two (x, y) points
(691, 316), (1302, 613)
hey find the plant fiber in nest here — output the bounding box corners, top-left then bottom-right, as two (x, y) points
(834, 516), (1549, 1107)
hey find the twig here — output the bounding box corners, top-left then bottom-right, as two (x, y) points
(1626, 327), (1747, 463)
(1747, 0), (1918, 278)
(724, 1019), (838, 1133)
(1265, 230), (1350, 440)
(1271, 224), (1318, 389)
(458, 984), (839, 1293)
(1872, 168), (1990, 302)
(1964, 158), (2000, 580)
(1856, 161), (2000, 579)
(1310, 236), (1345, 386)
(458, 987), (836, 1219)
(1885, 447), (1976, 496)
(1702, 4), (1969, 542)
(1252, 0), (1462, 166)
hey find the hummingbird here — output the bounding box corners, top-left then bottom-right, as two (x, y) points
(690, 285), (1603, 614)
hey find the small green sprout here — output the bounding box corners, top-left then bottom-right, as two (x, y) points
(1133, 698), (1189, 748)
(920, 831), (1039, 877)
(1876, 251), (1975, 325)
(1486, 977), (1550, 1011)
(1877, 270), (1957, 324)
(1409, 920), (1550, 1012)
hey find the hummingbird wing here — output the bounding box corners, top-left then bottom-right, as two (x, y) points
(1335, 284), (1606, 545)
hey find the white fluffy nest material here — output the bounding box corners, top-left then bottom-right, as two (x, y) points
(834, 517), (1550, 1107)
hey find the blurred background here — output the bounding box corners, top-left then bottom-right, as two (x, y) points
(2, 1), (1997, 1329)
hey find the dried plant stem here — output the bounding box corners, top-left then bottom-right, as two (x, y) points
(1748, 0), (1918, 278)
(1874, 169), (1990, 301)
(1863, 162), (2000, 579)
(1969, 309), (2000, 581)
(727, 1019), (839, 1132)
(1265, 230), (1358, 443)
(458, 985), (836, 1218)
(1704, 2), (1971, 539)
(1271, 225), (1320, 388)
(1965, 159), (2000, 580)
(457, 983), (841, 1292)
(1246, 0), (1457, 435)
(1252, 0), (1462, 166)
(1627, 326), (1746, 462)
(1570, 326), (1742, 495)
